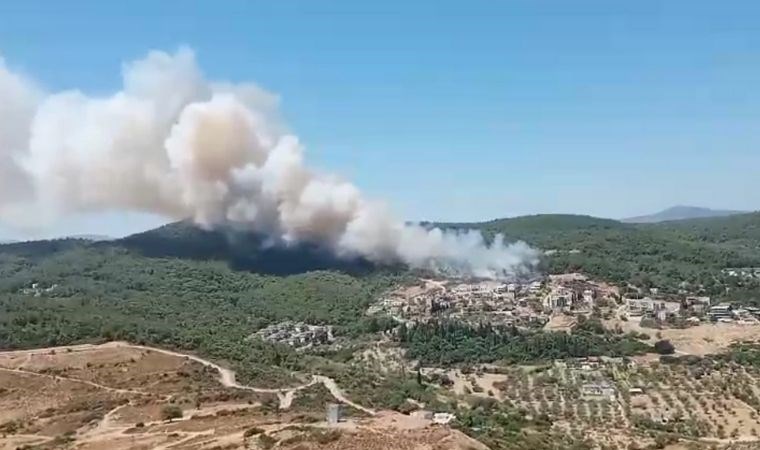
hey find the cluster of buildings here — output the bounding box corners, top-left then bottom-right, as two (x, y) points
(542, 273), (619, 313)
(373, 278), (550, 327)
(542, 286), (595, 311)
(625, 297), (684, 321)
(707, 304), (760, 324)
(372, 274), (621, 328)
(375, 269), (760, 331)
(248, 321), (335, 350)
(624, 295), (715, 322)
(623, 291), (760, 325)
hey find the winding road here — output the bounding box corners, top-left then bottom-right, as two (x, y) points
(0, 341), (376, 415)
(0, 341), (379, 449)
(122, 343), (375, 414)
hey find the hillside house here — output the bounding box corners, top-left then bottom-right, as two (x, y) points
(582, 289), (595, 306)
(626, 297), (681, 316)
(686, 296), (711, 313)
(709, 304), (733, 321)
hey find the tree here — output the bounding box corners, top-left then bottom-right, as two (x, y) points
(161, 405), (183, 421)
(654, 340), (675, 355)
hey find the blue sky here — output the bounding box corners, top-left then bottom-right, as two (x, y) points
(1, 0), (759, 239)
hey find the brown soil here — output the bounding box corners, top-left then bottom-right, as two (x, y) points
(0, 343), (485, 450)
(262, 412), (488, 450)
(606, 314), (760, 356)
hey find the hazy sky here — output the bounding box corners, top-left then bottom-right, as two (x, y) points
(1, 1), (759, 240)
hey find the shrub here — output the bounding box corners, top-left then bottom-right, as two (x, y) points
(654, 340), (676, 355)
(0, 421), (20, 435)
(258, 434), (277, 449)
(160, 405), (183, 421)
(313, 429), (341, 444)
(396, 402), (417, 415)
(243, 427), (265, 437)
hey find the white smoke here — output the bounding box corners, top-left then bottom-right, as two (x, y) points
(0, 48), (539, 279)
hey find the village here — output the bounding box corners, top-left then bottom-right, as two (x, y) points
(369, 273), (621, 329)
(368, 271), (760, 334)
(247, 321), (335, 351)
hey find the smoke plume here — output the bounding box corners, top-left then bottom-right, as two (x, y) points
(0, 48), (539, 279)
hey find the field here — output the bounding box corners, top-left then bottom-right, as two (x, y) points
(606, 316), (760, 356)
(0, 343), (271, 450)
(0, 343), (484, 450)
(427, 352), (760, 449)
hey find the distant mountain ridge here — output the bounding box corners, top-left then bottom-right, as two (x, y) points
(622, 206), (746, 224)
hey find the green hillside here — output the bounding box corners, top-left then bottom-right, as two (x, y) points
(0, 238), (401, 386)
(439, 213), (760, 296)
(437, 214), (626, 245)
(652, 211), (760, 245)
(2, 212), (760, 397)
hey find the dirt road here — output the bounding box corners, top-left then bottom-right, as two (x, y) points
(0, 341), (375, 414)
(0, 366), (148, 396)
(313, 375), (376, 415)
(126, 343), (376, 414)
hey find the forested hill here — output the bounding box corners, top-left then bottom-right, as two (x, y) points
(117, 220), (382, 276)
(433, 214), (627, 246)
(0, 230), (402, 384)
(434, 212), (760, 296)
(2, 212), (760, 377)
(2, 211), (760, 302)
(650, 211), (760, 243)
(0, 220), (385, 277)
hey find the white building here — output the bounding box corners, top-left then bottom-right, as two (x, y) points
(544, 288), (574, 310)
(432, 413), (456, 425)
(581, 382), (617, 401)
(582, 289), (595, 306)
(626, 297), (680, 315)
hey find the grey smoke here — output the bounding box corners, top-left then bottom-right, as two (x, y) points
(0, 48), (539, 279)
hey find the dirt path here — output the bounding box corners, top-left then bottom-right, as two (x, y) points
(120, 342), (375, 414)
(97, 403), (131, 432)
(0, 342), (111, 358)
(0, 341), (375, 414)
(152, 430), (215, 450)
(314, 375), (376, 415)
(0, 366), (148, 396)
(699, 436), (760, 444)
(0, 342), (379, 450)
